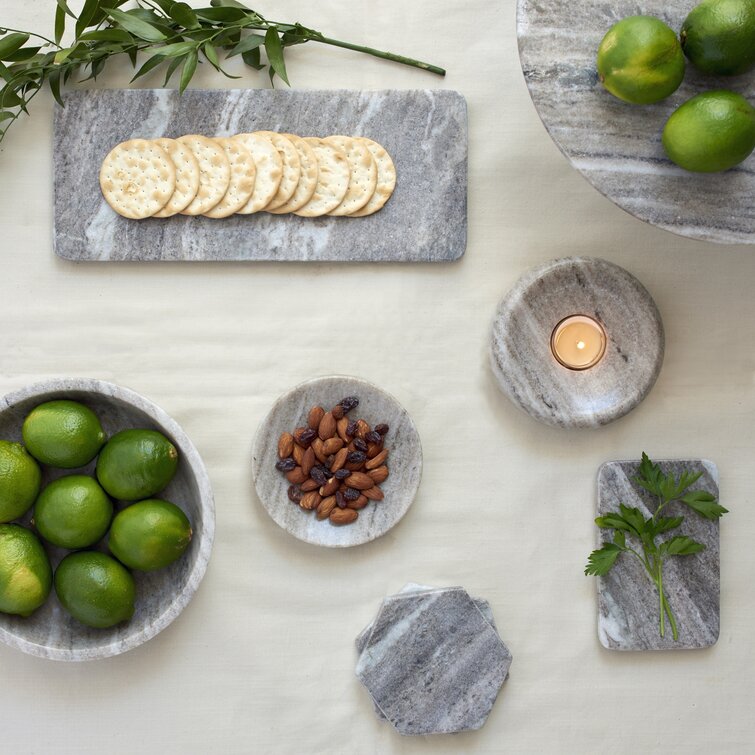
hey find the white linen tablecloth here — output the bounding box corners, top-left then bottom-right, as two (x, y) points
(1, 1), (753, 753)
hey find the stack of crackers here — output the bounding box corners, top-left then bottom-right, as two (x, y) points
(99, 132), (396, 220)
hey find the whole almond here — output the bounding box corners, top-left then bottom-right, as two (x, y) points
(368, 466), (389, 484)
(301, 479), (320, 492)
(317, 495), (338, 520)
(331, 404), (345, 420)
(355, 419), (370, 440)
(308, 405), (325, 430)
(346, 472), (374, 490)
(347, 495), (369, 510)
(318, 411), (337, 440)
(292, 443), (305, 465)
(336, 417), (350, 442)
(345, 460), (366, 472)
(300, 491), (322, 511)
(301, 447), (316, 476)
(365, 449), (388, 470)
(278, 432), (294, 459)
(286, 467), (307, 484)
(362, 486), (384, 501)
(311, 437), (327, 464)
(331, 447), (348, 472)
(366, 442), (383, 459)
(322, 437), (344, 455)
(330, 507), (358, 525)
(319, 476), (340, 497)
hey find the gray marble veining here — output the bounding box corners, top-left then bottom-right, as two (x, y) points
(517, 0), (755, 245)
(356, 586), (512, 736)
(597, 459), (720, 651)
(490, 256), (664, 428)
(0, 379), (215, 661)
(252, 376), (422, 548)
(53, 88), (467, 262)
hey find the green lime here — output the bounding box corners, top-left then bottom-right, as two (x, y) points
(0, 524), (52, 617)
(96, 429), (178, 501)
(681, 0), (755, 76)
(34, 475), (113, 549)
(663, 90), (755, 172)
(0, 440), (41, 523)
(54, 551), (135, 629)
(22, 400), (107, 469)
(109, 499), (192, 571)
(597, 16), (686, 104)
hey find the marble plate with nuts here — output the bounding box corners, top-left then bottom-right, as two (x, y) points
(251, 376), (422, 548)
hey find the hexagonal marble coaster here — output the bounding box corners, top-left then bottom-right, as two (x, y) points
(355, 585), (512, 735)
(597, 459), (720, 651)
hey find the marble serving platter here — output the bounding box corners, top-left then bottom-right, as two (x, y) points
(53, 88), (468, 262)
(517, 0), (755, 245)
(596, 459), (720, 651)
(0, 379), (215, 661)
(251, 376), (422, 548)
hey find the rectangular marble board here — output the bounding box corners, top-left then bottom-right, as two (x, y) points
(53, 88), (467, 263)
(596, 459), (720, 652)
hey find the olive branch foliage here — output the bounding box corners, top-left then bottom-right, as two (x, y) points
(0, 0), (445, 144)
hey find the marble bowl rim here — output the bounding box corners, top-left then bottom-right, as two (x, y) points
(251, 374), (423, 548)
(0, 377), (215, 661)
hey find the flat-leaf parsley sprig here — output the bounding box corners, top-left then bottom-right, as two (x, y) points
(0, 0), (445, 145)
(585, 453), (727, 641)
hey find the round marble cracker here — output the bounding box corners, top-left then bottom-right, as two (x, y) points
(152, 137), (201, 218)
(254, 131), (301, 211)
(177, 135), (231, 216)
(266, 134), (319, 215)
(99, 138), (176, 220)
(324, 135), (377, 217)
(349, 138), (397, 217)
(294, 138), (350, 218)
(232, 133), (283, 214)
(203, 138), (257, 219)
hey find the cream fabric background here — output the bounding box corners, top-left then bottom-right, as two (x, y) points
(1, 1), (753, 753)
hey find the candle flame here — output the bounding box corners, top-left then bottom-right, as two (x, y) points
(577, 340), (586, 350)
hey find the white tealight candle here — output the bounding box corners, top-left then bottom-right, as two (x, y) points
(550, 315), (607, 370)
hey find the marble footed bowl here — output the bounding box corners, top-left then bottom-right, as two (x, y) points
(0, 379), (215, 661)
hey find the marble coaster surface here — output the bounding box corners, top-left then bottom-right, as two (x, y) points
(517, 0), (755, 245)
(490, 256), (664, 428)
(251, 376), (422, 548)
(0, 379), (215, 661)
(597, 459), (720, 651)
(53, 88), (467, 262)
(356, 586), (512, 735)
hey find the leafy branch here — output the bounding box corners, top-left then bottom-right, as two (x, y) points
(0, 0), (445, 144)
(585, 453), (727, 641)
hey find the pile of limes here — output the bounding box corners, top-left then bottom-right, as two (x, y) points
(0, 399), (192, 629)
(596, 0), (755, 172)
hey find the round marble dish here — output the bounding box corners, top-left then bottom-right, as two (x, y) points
(252, 376), (422, 548)
(0, 378), (215, 661)
(517, 0), (754, 245)
(490, 257), (664, 428)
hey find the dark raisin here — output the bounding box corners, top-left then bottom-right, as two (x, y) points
(331, 404), (345, 420)
(339, 396), (360, 413)
(336, 491), (347, 509)
(346, 420), (358, 437)
(344, 488), (360, 501)
(310, 466), (328, 485)
(365, 431), (382, 444)
(335, 468), (351, 480)
(276, 458), (296, 472)
(298, 428), (317, 446)
(375, 423), (389, 435)
(287, 486), (303, 504)
(353, 437), (368, 452)
(347, 451), (367, 465)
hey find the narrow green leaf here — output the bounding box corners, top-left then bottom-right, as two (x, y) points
(103, 8), (168, 42)
(0, 33), (30, 61)
(0, 62), (11, 82)
(585, 544), (622, 576)
(48, 68), (64, 107)
(130, 54), (166, 82)
(210, 0), (250, 8)
(661, 536), (706, 557)
(0, 111), (14, 122)
(127, 46), (137, 67)
(227, 33), (265, 58)
(79, 29), (134, 44)
(4, 46), (42, 63)
(56, 0), (76, 19)
(152, 42), (197, 58)
(264, 27), (289, 85)
(163, 54), (184, 86)
(0, 86), (23, 108)
(179, 49), (198, 93)
(681, 491), (728, 520)
(75, 0), (101, 37)
(203, 43), (220, 68)
(170, 2), (200, 29)
(55, 4), (66, 46)
(149, 0), (178, 13)
(54, 46), (75, 65)
(195, 7), (247, 22)
(241, 47), (263, 70)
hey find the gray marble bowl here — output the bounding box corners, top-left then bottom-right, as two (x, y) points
(0, 379), (215, 661)
(252, 376), (422, 548)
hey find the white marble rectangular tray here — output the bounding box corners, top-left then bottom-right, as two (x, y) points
(53, 88), (467, 262)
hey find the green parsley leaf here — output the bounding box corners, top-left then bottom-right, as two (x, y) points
(681, 491), (728, 520)
(585, 543), (622, 576)
(660, 536), (706, 557)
